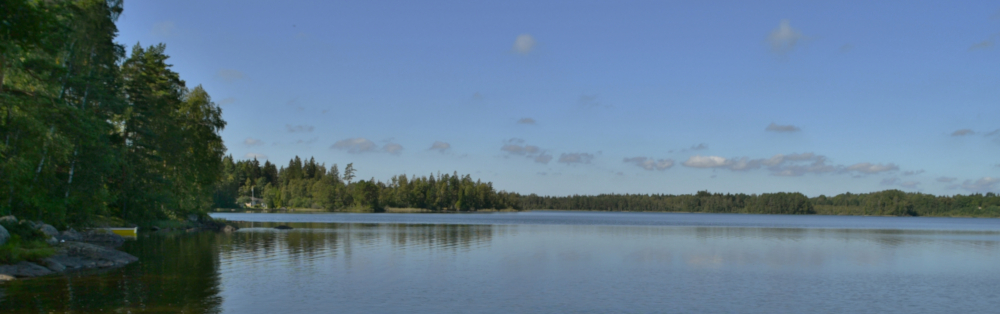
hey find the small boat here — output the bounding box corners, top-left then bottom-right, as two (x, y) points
(100, 227), (138, 237)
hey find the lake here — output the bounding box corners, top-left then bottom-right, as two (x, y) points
(2, 211), (1000, 313)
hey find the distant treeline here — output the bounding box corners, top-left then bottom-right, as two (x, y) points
(214, 156), (520, 211)
(215, 156), (1000, 217)
(519, 190), (1000, 217)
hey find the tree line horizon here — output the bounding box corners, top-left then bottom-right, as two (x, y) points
(216, 155), (1000, 218)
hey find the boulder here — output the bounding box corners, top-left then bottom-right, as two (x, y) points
(38, 224), (59, 237)
(59, 228), (82, 242)
(0, 224), (8, 246)
(78, 230), (125, 247)
(222, 225), (237, 233)
(274, 225), (293, 230)
(40, 258), (66, 272)
(0, 261), (54, 278)
(60, 241), (138, 267)
(0, 274), (14, 282)
(0, 215), (16, 224)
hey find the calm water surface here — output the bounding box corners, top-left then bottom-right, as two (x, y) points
(2, 211), (1000, 313)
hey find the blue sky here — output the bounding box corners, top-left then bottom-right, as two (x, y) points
(115, 1), (1000, 196)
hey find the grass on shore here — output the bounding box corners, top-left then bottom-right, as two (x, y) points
(1, 221), (56, 264)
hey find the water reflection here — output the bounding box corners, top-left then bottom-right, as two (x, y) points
(1, 215), (999, 313)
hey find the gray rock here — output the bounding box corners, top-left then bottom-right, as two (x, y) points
(0, 261), (54, 278)
(40, 258), (66, 272)
(78, 230), (125, 247)
(0, 224), (8, 246)
(61, 241), (138, 267)
(0, 274), (14, 281)
(59, 228), (82, 241)
(0, 215), (16, 223)
(38, 224), (59, 237)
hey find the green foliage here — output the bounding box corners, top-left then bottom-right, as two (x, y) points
(517, 190), (1000, 217)
(1, 1), (224, 226)
(215, 157), (520, 211)
(0, 221), (55, 263)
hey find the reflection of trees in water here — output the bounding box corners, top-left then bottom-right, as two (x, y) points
(224, 223), (494, 262)
(0, 232), (225, 313)
(687, 226), (1000, 249)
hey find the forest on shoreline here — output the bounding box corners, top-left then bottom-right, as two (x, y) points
(2, 1), (225, 227)
(216, 156), (1000, 218)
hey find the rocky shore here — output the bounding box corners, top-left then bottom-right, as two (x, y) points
(0, 216), (139, 281)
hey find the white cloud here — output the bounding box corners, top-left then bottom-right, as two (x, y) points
(500, 139), (551, 164)
(768, 19), (804, 54)
(682, 152), (901, 177)
(217, 69), (245, 82)
(558, 153), (594, 164)
(429, 141), (451, 153)
(244, 153), (267, 160)
(286, 124), (315, 133)
(845, 162), (899, 174)
(765, 122), (801, 133)
(517, 118), (536, 125)
(332, 138), (378, 153)
(951, 129), (975, 136)
(958, 177), (999, 193)
(682, 155), (729, 168)
(244, 137), (264, 146)
(899, 181), (920, 189)
(152, 21), (175, 37)
(624, 157), (675, 171)
(512, 34), (536, 54)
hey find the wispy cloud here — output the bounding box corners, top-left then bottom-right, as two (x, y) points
(429, 141), (451, 153)
(558, 153), (594, 164)
(578, 94), (601, 108)
(244, 137), (264, 146)
(969, 33), (1000, 51)
(681, 153), (900, 177)
(383, 143), (404, 155)
(286, 124), (314, 133)
(955, 177), (999, 193)
(217, 69), (246, 82)
(512, 34), (537, 54)
(244, 153), (267, 160)
(765, 122), (801, 133)
(500, 138), (551, 164)
(218, 97), (236, 106)
(768, 19), (805, 55)
(845, 162), (899, 174)
(951, 129), (975, 136)
(902, 170), (925, 176)
(332, 137), (403, 155)
(936, 176), (957, 183)
(624, 157), (675, 171)
(517, 118), (536, 125)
